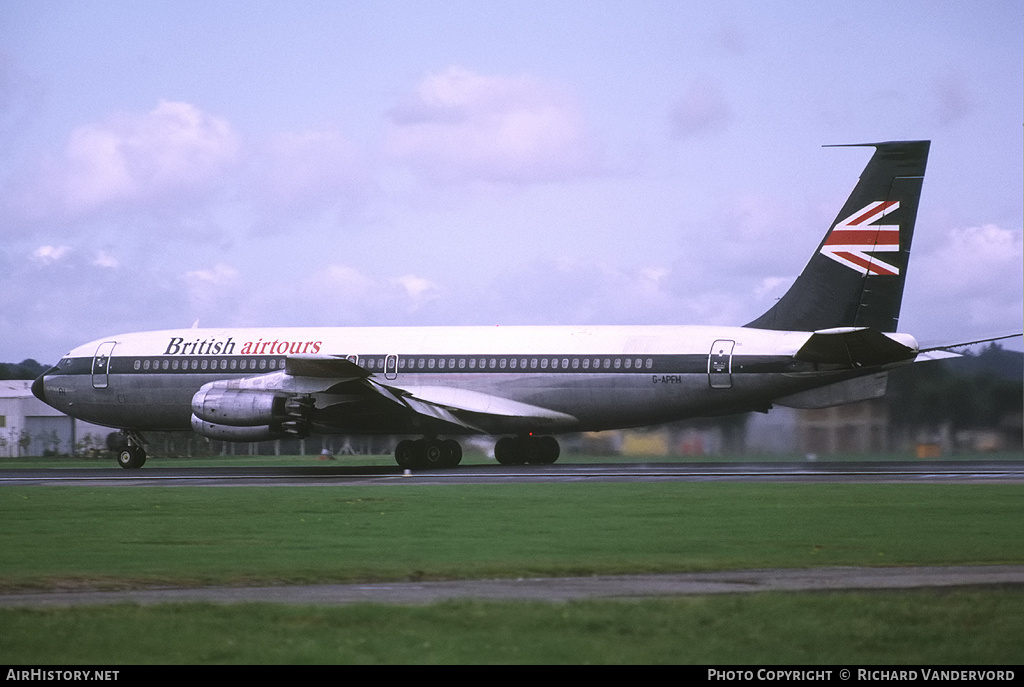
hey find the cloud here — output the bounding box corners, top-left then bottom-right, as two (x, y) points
(393, 274), (440, 304)
(302, 265), (441, 323)
(182, 263), (240, 316)
(9, 101), (238, 220)
(907, 224), (1024, 338)
(92, 250), (119, 269)
(30, 245), (72, 265)
(386, 66), (602, 184)
(669, 79), (733, 139)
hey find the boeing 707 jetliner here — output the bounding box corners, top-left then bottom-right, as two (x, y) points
(34, 141), (963, 468)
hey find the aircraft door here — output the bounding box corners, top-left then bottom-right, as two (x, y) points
(385, 354), (399, 380)
(92, 341), (117, 389)
(708, 339), (735, 389)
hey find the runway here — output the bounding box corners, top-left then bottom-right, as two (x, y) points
(2, 460), (1023, 486)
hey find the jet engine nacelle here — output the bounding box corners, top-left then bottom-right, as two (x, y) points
(189, 416), (313, 442)
(190, 385), (314, 442)
(190, 416), (281, 442)
(191, 388), (314, 426)
(191, 388), (281, 426)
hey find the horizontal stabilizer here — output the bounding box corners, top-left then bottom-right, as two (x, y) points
(914, 350), (961, 362)
(795, 327), (917, 367)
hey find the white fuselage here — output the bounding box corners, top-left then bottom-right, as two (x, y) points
(37, 324), (918, 437)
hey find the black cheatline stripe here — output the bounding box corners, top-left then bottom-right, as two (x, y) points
(54, 353), (800, 376)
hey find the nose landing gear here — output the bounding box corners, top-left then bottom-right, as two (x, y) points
(111, 431), (147, 469)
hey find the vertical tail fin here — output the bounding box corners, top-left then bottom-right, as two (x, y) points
(746, 140), (929, 332)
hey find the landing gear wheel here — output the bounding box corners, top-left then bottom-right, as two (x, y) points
(421, 439), (449, 468)
(394, 440), (420, 469)
(531, 436), (560, 464)
(494, 435), (560, 465)
(494, 436), (526, 465)
(117, 445), (147, 469)
(394, 438), (464, 469)
(442, 439), (463, 467)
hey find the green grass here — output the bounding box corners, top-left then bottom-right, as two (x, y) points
(1, 483), (1021, 589)
(2, 481), (1022, 664)
(3, 590), (1023, 664)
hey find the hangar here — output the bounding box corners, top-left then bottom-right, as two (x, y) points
(0, 380), (110, 457)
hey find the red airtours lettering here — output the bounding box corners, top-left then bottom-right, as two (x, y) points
(239, 339), (322, 355)
(820, 200), (901, 276)
(164, 336), (322, 356)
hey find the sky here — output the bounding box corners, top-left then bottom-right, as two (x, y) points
(2, 0), (1022, 364)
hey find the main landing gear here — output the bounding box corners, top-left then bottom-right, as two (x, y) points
(493, 435), (560, 465)
(394, 438), (463, 469)
(112, 430), (147, 469)
(393, 435), (562, 469)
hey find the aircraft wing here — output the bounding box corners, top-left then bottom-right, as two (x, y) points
(199, 354), (577, 435)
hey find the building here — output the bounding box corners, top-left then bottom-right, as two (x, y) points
(0, 381), (110, 457)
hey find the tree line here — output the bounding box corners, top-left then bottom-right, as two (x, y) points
(0, 359), (49, 380)
(886, 343), (1022, 434)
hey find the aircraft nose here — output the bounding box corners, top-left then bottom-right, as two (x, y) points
(32, 374), (46, 402)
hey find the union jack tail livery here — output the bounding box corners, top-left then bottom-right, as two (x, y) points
(747, 140), (929, 332)
(820, 200), (901, 276)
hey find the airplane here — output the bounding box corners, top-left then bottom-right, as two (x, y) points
(34, 139), (970, 469)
